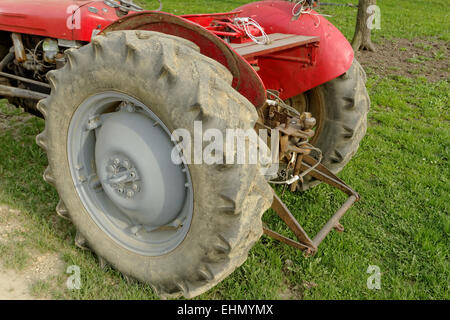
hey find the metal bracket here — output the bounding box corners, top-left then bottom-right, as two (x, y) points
(264, 154), (360, 255)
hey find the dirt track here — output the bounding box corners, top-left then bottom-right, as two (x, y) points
(0, 205), (63, 300)
(0, 269), (33, 299)
(356, 37), (449, 82)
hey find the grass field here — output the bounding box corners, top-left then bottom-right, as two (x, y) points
(0, 0), (448, 299)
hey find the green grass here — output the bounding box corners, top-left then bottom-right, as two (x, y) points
(305, 0), (450, 42)
(407, 56), (433, 64)
(0, 0), (449, 300)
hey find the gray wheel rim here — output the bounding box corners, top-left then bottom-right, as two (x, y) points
(68, 91), (193, 256)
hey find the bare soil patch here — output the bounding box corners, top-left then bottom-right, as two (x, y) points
(356, 37), (449, 81)
(0, 104), (34, 140)
(0, 205), (64, 300)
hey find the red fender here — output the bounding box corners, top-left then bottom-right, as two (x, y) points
(101, 11), (267, 108)
(235, 0), (354, 100)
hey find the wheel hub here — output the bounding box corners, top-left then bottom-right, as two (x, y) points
(105, 155), (140, 199)
(68, 92), (193, 256)
(95, 107), (187, 228)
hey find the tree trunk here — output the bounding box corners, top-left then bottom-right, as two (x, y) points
(351, 0), (376, 52)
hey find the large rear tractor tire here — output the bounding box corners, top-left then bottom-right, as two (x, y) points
(286, 60), (370, 191)
(36, 30), (272, 298)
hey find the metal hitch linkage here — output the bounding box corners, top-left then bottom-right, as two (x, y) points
(264, 154), (360, 255)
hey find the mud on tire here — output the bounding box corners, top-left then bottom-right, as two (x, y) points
(36, 30), (273, 298)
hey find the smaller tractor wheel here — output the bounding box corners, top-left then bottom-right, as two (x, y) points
(286, 60), (370, 191)
(37, 30), (272, 298)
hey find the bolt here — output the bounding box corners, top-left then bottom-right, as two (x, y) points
(127, 190), (135, 198)
(132, 184), (139, 191)
(87, 116), (102, 130)
(130, 225), (142, 235)
(118, 188), (124, 193)
(78, 175), (87, 183)
(126, 104), (136, 113)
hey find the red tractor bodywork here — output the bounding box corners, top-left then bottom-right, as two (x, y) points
(0, 0), (354, 107)
(235, 1), (354, 100)
(0, 0), (90, 40)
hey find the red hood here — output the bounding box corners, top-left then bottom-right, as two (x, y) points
(0, 0), (122, 41)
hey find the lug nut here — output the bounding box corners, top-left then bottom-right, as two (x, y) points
(126, 104), (136, 113)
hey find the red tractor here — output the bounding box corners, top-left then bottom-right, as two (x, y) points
(0, 0), (369, 298)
